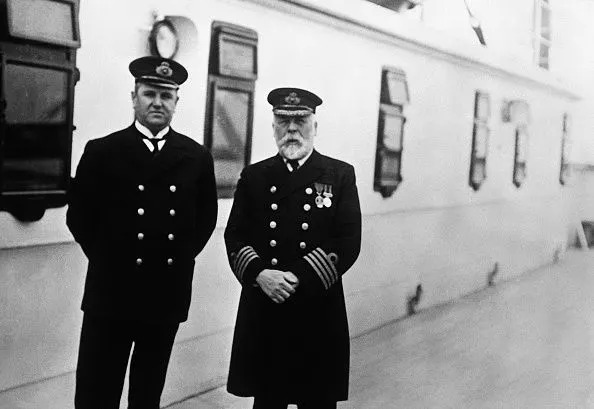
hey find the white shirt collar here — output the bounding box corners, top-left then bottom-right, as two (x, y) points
(135, 120), (170, 140)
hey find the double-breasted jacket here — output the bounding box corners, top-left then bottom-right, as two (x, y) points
(67, 124), (218, 323)
(224, 150), (362, 402)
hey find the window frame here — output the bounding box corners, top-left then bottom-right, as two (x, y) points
(469, 91), (490, 191)
(0, 14), (79, 221)
(513, 124), (529, 188)
(533, 0), (552, 69)
(374, 66), (409, 198)
(559, 113), (571, 185)
(6, 0), (81, 49)
(204, 21), (258, 199)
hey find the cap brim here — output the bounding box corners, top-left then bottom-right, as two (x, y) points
(136, 76), (179, 90)
(273, 109), (313, 116)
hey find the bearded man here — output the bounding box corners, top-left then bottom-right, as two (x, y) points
(224, 87), (362, 409)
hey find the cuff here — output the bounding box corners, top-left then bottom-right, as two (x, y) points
(292, 247), (340, 292)
(232, 246), (264, 285)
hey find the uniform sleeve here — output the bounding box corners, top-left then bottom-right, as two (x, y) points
(290, 165), (362, 294)
(190, 150), (218, 257)
(66, 140), (100, 259)
(224, 169), (265, 286)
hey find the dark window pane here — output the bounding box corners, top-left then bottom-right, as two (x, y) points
(2, 125), (68, 192)
(8, 0), (75, 44)
(380, 152), (400, 181)
(539, 44), (550, 69)
(516, 128), (529, 162)
(212, 87), (249, 189)
(471, 160), (486, 185)
(5, 64), (68, 124)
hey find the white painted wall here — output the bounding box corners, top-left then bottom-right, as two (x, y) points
(0, 0), (587, 408)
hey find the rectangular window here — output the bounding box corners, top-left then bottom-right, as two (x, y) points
(0, 1), (79, 221)
(510, 100), (530, 188)
(533, 0), (551, 69)
(469, 91), (490, 190)
(374, 67), (409, 198)
(6, 0), (80, 48)
(205, 22), (257, 198)
(5, 64), (68, 124)
(1, 60), (74, 195)
(560, 113), (571, 185)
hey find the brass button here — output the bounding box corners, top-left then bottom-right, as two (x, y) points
(169, 209), (176, 216)
(303, 204), (311, 211)
(271, 203), (278, 211)
(270, 240), (277, 247)
(168, 234), (175, 241)
(137, 233), (144, 240)
(305, 187), (313, 195)
(271, 258), (278, 266)
(299, 242), (306, 249)
(138, 184), (145, 191)
(302, 223), (309, 230)
(270, 186), (277, 193)
(170, 185), (177, 192)
(167, 258), (174, 266)
(136, 258), (143, 265)
(137, 208), (145, 216)
(270, 221), (277, 229)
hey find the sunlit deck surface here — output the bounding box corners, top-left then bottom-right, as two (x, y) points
(168, 250), (594, 408)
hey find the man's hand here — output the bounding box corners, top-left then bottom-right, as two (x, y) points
(256, 269), (299, 304)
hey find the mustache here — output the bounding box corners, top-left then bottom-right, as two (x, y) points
(280, 134), (302, 143)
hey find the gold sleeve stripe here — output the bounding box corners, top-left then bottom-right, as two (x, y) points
(304, 253), (331, 289)
(312, 247), (339, 282)
(234, 246), (259, 282)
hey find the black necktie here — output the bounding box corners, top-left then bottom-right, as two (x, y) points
(287, 159), (300, 172)
(143, 136), (165, 155)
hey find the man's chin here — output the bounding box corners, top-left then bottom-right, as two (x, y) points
(145, 119), (168, 129)
(280, 147), (305, 160)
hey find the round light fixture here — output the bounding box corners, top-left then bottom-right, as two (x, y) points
(149, 19), (179, 59)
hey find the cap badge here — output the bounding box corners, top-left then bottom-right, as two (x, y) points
(285, 92), (301, 105)
(156, 61), (173, 77)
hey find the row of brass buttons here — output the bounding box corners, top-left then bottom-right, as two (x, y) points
(136, 233), (175, 240)
(138, 184), (177, 192)
(136, 258), (174, 266)
(137, 208), (176, 216)
(268, 185), (314, 266)
(136, 184), (178, 267)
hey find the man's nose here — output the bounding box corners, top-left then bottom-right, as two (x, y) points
(152, 95), (163, 106)
(287, 119), (298, 130)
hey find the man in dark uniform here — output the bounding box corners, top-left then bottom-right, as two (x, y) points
(66, 56), (218, 409)
(224, 87), (362, 408)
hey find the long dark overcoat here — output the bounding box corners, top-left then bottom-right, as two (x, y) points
(66, 124), (218, 323)
(224, 150), (362, 402)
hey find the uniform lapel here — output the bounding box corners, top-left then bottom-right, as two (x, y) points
(119, 125), (192, 181)
(119, 124), (154, 176)
(144, 129), (192, 181)
(272, 150), (324, 201)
